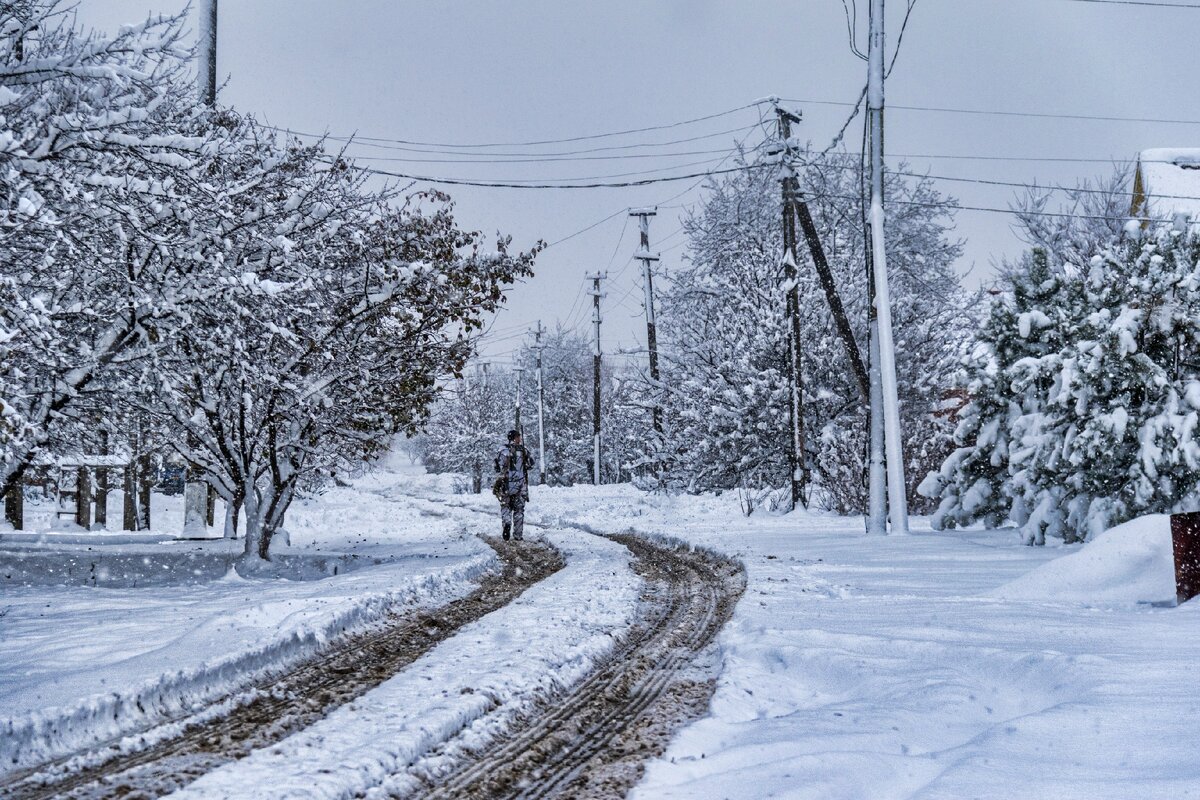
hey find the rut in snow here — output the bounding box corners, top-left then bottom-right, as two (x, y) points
(407, 533), (746, 800)
(0, 537), (564, 800)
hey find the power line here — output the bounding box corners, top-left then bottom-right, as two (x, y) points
(314, 101), (766, 150)
(782, 96), (1200, 126)
(335, 160), (771, 190)
(797, 159), (1200, 203)
(276, 123), (760, 158)
(545, 207), (628, 248)
(1058, 0), (1200, 7)
(319, 147), (745, 166)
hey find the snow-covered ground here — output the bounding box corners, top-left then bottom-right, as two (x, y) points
(0, 463), (496, 773)
(506, 485), (1200, 800)
(7, 463), (1200, 799)
(169, 527), (641, 799)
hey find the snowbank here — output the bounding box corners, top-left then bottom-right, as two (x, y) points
(992, 514), (1177, 605)
(0, 466), (496, 777)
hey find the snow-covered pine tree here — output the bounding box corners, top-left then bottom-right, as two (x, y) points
(924, 222), (1200, 544)
(920, 248), (1069, 535)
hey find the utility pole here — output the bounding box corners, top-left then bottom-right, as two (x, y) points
(513, 364), (526, 435)
(587, 273), (607, 485)
(532, 321), (547, 485)
(185, 0), (217, 536)
(630, 208), (663, 436)
(867, 0), (910, 535)
(198, 0), (217, 106)
(775, 104), (808, 511)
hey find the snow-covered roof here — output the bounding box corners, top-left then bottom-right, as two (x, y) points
(1132, 148), (1200, 220)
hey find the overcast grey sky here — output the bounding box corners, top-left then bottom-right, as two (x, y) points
(79, 1), (1200, 363)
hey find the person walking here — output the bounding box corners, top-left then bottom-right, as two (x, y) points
(494, 429), (534, 541)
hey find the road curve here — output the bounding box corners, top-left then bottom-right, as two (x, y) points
(409, 532), (746, 800)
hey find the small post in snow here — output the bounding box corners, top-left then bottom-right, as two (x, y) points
(867, 0), (910, 534)
(587, 272), (607, 485)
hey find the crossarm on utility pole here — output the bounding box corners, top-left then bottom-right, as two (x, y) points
(792, 197), (870, 400)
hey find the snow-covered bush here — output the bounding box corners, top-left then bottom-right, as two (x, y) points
(923, 225), (1200, 543)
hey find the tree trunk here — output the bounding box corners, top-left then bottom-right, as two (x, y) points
(224, 487), (243, 539)
(123, 464), (137, 530)
(3, 479), (23, 530)
(93, 467), (108, 529)
(75, 467), (91, 529)
(137, 452), (153, 530)
(94, 429), (109, 529)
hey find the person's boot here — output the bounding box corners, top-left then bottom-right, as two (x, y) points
(502, 522), (511, 541)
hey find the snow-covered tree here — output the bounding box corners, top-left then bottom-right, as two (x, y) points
(656, 149), (971, 511)
(923, 222), (1200, 544)
(417, 367), (515, 493)
(148, 154), (538, 560)
(0, 5), (213, 500)
(419, 327), (643, 488)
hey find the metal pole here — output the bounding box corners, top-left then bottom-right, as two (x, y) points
(868, 0), (910, 534)
(776, 105), (807, 511)
(587, 273), (607, 485)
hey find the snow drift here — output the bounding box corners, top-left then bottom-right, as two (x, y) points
(992, 514), (1177, 605)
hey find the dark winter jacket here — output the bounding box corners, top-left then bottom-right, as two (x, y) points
(495, 443), (535, 498)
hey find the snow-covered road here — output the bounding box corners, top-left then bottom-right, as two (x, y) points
(0, 468), (495, 775)
(7, 467), (1200, 800)
(513, 485), (1200, 800)
(168, 527), (641, 800)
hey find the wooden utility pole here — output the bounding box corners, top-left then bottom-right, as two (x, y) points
(868, 0), (909, 534)
(198, 0), (217, 106)
(630, 208), (663, 435)
(775, 104), (808, 511)
(532, 321), (547, 485)
(513, 364), (526, 435)
(587, 273), (607, 485)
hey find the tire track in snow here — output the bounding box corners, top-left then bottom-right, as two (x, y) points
(0, 536), (564, 800)
(404, 533), (746, 800)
